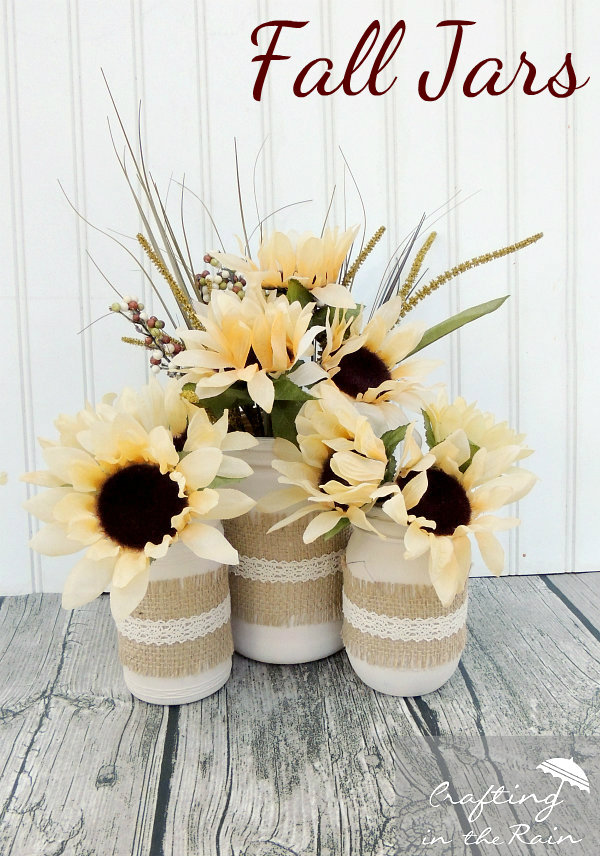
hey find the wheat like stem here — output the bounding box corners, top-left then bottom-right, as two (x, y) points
(398, 231), (437, 303)
(343, 225), (385, 289)
(399, 232), (543, 317)
(137, 233), (203, 330)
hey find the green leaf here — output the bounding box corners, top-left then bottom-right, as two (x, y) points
(270, 399), (305, 444)
(273, 374), (316, 402)
(381, 424), (409, 482)
(406, 296), (510, 357)
(459, 441), (481, 474)
(193, 383), (253, 418)
(207, 476), (245, 489)
(323, 517), (351, 541)
(286, 278), (314, 308)
(422, 410), (436, 449)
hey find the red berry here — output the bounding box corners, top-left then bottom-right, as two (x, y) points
(203, 253), (212, 264)
(150, 357), (161, 365)
(173, 343), (182, 354)
(147, 317), (156, 328)
(161, 334), (171, 344)
(145, 336), (153, 346)
(128, 300), (138, 310)
(132, 313), (140, 323)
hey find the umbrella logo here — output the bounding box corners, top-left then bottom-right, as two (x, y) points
(537, 757), (590, 800)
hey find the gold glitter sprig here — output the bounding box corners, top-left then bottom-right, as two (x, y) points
(121, 336), (147, 347)
(137, 234), (203, 330)
(399, 232), (543, 318)
(180, 388), (201, 405)
(398, 231), (437, 303)
(343, 226), (385, 289)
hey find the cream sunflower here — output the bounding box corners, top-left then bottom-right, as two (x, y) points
(320, 296), (439, 419)
(22, 400), (257, 620)
(170, 284), (320, 413)
(382, 417), (537, 605)
(259, 385), (399, 542)
(424, 390), (533, 460)
(212, 226), (359, 309)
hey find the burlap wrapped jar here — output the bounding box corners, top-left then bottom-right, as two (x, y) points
(342, 510), (468, 696)
(223, 438), (349, 664)
(115, 536), (233, 704)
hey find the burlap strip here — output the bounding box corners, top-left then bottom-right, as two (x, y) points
(117, 566), (233, 678)
(225, 511), (349, 627)
(342, 569), (467, 669)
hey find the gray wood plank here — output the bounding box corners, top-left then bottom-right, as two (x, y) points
(0, 594), (167, 856)
(408, 574), (600, 737)
(159, 654), (461, 856)
(543, 572), (600, 635)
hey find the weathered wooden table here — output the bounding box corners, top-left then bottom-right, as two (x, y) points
(0, 573), (599, 856)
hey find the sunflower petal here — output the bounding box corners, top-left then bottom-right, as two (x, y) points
(110, 567), (150, 622)
(62, 555), (116, 609)
(180, 521), (238, 565)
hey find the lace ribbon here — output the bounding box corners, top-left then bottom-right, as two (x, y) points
(231, 550), (345, 584)
(117, 594), (231, 646)
(342, 592), (468, 642)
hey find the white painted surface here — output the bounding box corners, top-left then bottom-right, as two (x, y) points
(1, 1), (598, 592)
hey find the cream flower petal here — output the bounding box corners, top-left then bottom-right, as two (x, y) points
(220, 432), (258, 452)
(62, 555), (116, 610)
(29, 524), (83, 556)
(257, 486), (308, 513)
(43, 447), (106, 492)
(474, 530), (505, 575)
(267, 505), (320, 533)
(303, 511), (343, 543)
(311, 283), (356, 308)
(404, 520), (432, 558)
(144, 534), (174, 560)
(218, 455), (254, 480)
(247, 371), (275, 413)
(112, 549), (148, 589)
(401, 470), (429, 511)
(85, 538), (120, 560)
(187, 488), (221, 517)
(180, 521), (238, 565)
(176, 447), (223, 490)
(200, 488), (255, 520)
(346, 506), (380, 534)
(21, 470), (65, 487)
(330, 451), (385, 486)
(22, 487), (73, 523)
(110, 567), (150, 622)
(382, 493), (409, 526)
(148, 426), (179, 474)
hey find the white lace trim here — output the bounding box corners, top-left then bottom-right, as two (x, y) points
(342, 592), (468, 642)
(117, 595), (230, 646)
(231, 550), (345, 583)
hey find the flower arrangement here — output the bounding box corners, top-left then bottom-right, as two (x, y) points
(22, 381), (256, 619)
(24, 99), (542, 669)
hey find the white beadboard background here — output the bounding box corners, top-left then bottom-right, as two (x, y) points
(1, 0), (598, 593)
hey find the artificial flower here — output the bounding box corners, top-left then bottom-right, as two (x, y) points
(320, 296), (438, 419)
(424, 390), (533, 460)
(259, 385), (399, 541)
(171, 285), (320, 413)
(22, 400), (256, 620)
(382, 415), (536, 605)
(212, 226), (359, 308)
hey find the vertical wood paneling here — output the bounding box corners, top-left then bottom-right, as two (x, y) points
(2, 0), (598, 592)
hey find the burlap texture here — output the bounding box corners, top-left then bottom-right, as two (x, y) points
(117, 567), (233, 678)
(342, 567), (467, 670)
(225, 510), (349, 627)
(229, 573), (342, 626)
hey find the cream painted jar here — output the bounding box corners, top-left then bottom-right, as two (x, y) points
(115, 537), (233, 704)
(224, 438), (348, 664)
(343, 511), (468, 696)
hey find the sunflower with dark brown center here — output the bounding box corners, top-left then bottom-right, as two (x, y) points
(382, 421), (537, 607)
(24, 400), (257, 621)
(319, 299), (438, 418)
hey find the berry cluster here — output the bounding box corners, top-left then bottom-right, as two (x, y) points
(110, 297), (183, 374)
(196, 253), (247, 304)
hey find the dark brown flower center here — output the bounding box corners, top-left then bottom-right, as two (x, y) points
(397, 467), (471, 536)
(96, 463), (187, 550)
(333, 346), (392, 398)
(319, 455), (349, 510)
(173, 427), (187, 453)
